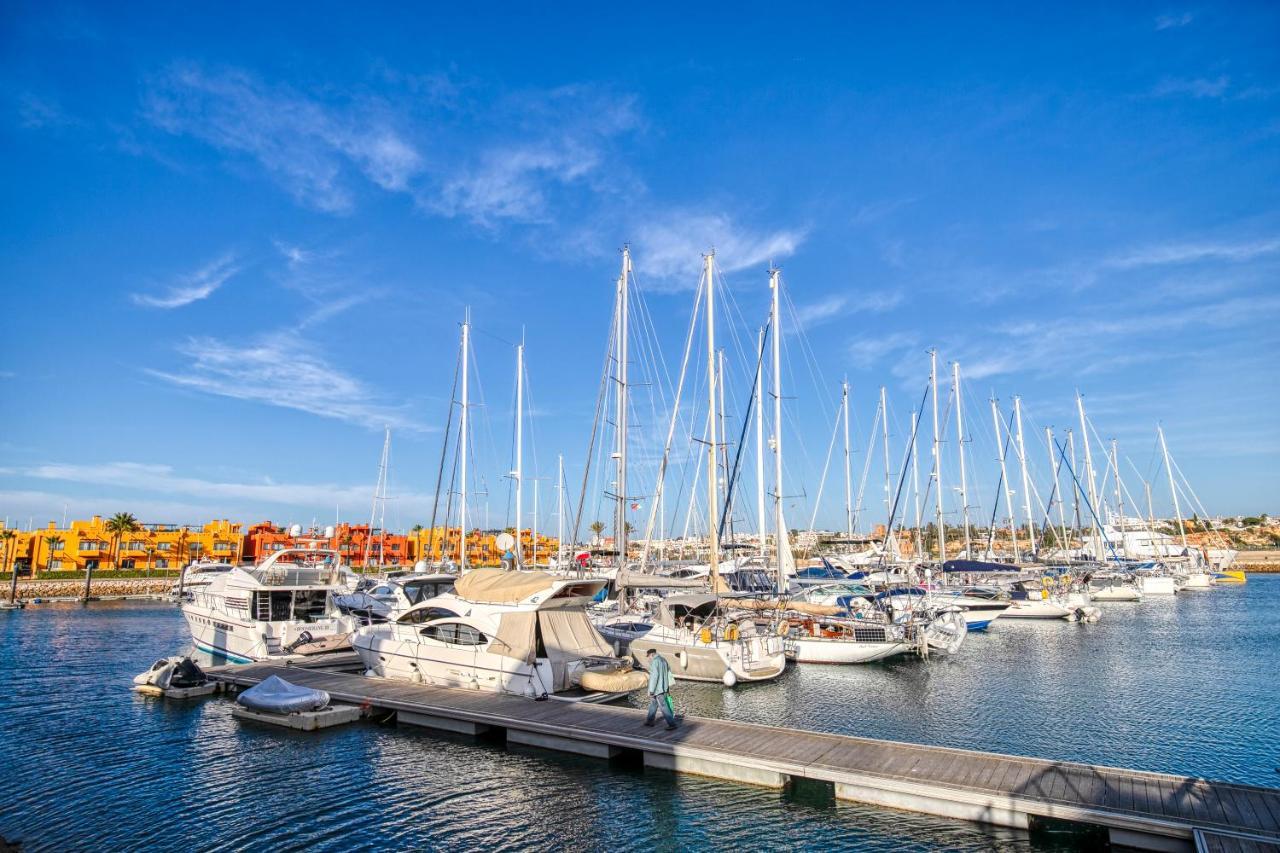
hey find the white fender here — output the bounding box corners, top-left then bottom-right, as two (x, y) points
(722, 669), (737, 687)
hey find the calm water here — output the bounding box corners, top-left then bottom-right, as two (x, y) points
(1, 577), (1276, 851)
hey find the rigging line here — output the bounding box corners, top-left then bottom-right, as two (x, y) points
(720, 319), (769, 539)
(426, 335), (462, 556)
(640, 273), (705, 566)
(807, 391), (844, 532)
(983, 407), (1019, 556)
(570, 283), (619, 553)
(1054, 437), (1122, 562)
(876, 382), (930, 566)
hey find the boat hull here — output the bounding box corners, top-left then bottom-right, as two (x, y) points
(629, 636), (786, 683)
(787, 637), (912, 664)
(1137, 576), (1177, 595)
(1003, 601), (1073, 619)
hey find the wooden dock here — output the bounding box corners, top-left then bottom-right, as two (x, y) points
(210, 661), (1280, 852)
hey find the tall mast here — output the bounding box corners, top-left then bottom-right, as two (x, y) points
(1014, 396), (1037, 556)
(879, 385), (894, 557)
(991, 397), (1019, 561)
(704, 252), (720, 587)
(1158, 425), (1188, 550)
(364, 426), (391, 568)
(515, 338), (524, 567)
(1111, 439), (1126, 558)
(556, 453), (564, 566)
(1068, 428), (1081, 537)
(615, 247), (631, 567)
(929, 349), (945, 562)
(1076, 393), (1102, 559)
(756, 327), (768, 556)
(1047, 426), (1069, 551)
(953, 362), (972, 558)
(910, 410), (924, 559)
(460, 311), (470, 572)
(842, 380), (853, 538)
(718, 348), (731, 544)
(770, 267), (786, 593)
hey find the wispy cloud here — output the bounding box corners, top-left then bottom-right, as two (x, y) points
(146, 65), (424, 213)
(1154, 12), (1194, 30)
(1103, 236), (1280, 270)
(131, 253), (240, 308)
(794, 289), (904, 330)
(145, 334), (422, 431)
(4, 463), (436, 521)
(1152, 75), (1230, 99)
(631, 211), (807, 285)
(848, 331), (919, 369)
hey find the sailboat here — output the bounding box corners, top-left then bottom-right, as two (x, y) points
(627, 252), (786, 685)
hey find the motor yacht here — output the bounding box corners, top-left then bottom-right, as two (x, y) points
(181, 548), (358, 662)
(352, 569), (646, 702)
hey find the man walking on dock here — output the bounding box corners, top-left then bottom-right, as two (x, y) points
(644, 649), (678, 730)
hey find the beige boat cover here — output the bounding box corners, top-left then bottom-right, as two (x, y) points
(490, 611), (537, 664)
(454, 569), (558, 604)
(538, 609), (614, 691)
(735, 598), (843, 617)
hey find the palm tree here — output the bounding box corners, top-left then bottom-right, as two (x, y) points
(589, 521), (605, 545)
(43, 534), (63, 577)
(96, 512), (140, 601)
(3, 530), (17, 604)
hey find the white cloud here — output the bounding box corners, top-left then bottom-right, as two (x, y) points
(146, 65), (424, 213)
(794, 289), (903, 330)
(1155, 12), (1194, 30)
(145, 334), (422, 431)
(1152, 76), (1230, 99)
(632, 211), (807, 285)
(2, 465), (437, 524)
(1104, 236), (1280, 270)
(848, 331), (919, 369)
(131, 253), (239, 309)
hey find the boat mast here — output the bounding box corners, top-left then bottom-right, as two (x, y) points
(515, 337), (524, 567)
(1068, 428), (1081, 539)
(1014, 396), (1037, 557)
(910, 410), (924, 559)
(704, 252), (720, 589)
(839, 379), (849, 535)
(1158, 425), (1189, 551)
(1047, 426), (1069, 552)
(460, 311), (470, 572)
(880, 385), (895, 558)
(1111, 439), (1127, 559)
(556, 453), (564, 566)
(1076, 393), (1102, 560)
(718, 348), (732, 545)
(756, 327), (768, 556)
(364, 426), (391, 568)
(991, 397), (1020, 562)
(615, 247), (631, 568)
(953, 362), (972, 559)
(930, 350), (945, 562)
(770, 267), (786, 594)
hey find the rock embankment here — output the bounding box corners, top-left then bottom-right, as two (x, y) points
(11, 578), (177, 599)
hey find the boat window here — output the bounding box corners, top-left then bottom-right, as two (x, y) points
(400, 606), (459, 625)
(421, 623), (457, 643)
(452, 625), (487, 646)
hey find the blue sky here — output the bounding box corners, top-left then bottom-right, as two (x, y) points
(1, 2), (1277, 536)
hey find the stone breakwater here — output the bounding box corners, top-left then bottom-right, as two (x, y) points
(12, 578), (177, 599)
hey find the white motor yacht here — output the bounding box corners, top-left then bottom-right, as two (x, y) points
(181, 548), (358, 663)
(352, 569), (646, 702)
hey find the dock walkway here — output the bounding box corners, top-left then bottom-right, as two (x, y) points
(210, 662), (1280, 852)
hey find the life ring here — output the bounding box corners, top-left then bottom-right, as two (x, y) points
(724, 623), (740, 641)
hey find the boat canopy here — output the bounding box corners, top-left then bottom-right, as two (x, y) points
(615, 569), (706, 590)
(454, 569), (561, 604)
(941, 559), (1020, 573)
(654, 593), (718, 628)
